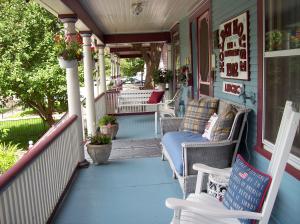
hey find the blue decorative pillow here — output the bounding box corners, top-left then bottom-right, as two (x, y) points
(223, 155), (272, 224)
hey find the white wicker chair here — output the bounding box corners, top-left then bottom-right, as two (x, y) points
(165, 101), (300, 224)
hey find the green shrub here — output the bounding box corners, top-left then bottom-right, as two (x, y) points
(88, 134), (111, 145)
(99, 115), (117, 126)
(0, 143), (19, 174)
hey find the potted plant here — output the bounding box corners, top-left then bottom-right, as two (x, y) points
(54, 32), (83, 69)
(265, 30), (283, 51)
(99, 115), (119, 139)
(86, 134), (112, 164)
(153, 68), (173, 90)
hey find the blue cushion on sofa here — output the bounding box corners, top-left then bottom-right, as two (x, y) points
(162, 131), (209, 175)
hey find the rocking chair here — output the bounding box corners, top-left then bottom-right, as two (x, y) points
(165, 101), (300, 224)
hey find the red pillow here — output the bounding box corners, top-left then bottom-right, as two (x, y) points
(147, 91), (164, 104)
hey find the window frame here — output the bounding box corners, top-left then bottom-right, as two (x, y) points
(257, 0), (300, 179)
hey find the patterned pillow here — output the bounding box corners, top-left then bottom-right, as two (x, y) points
(180, 97), (219, 134)
(202, 113), (218, 140)
(210, 105), (237, 141)
(223, 155), (272, 224)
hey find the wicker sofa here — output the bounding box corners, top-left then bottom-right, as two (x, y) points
(160, 97), (250, 197)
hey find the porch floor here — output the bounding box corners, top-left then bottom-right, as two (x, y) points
(53, 114), (182, 224)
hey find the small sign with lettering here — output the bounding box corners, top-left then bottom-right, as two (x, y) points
(219, 11), (249, 80)
(223, 82), (243, 96)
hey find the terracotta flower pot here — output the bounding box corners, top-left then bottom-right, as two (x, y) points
(86, 143), (112, 165)
(100, 124), (119, 139)
(58, 57), (78, 69)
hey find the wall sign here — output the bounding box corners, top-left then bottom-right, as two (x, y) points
(223, 81), (243, 96)
(219, 11), (249, 80)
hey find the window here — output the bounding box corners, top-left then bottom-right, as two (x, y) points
(264, 0), (300, 162)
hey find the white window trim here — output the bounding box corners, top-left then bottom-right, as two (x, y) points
(262, 0), (300, 169)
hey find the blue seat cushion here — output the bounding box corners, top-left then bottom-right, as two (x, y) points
(162, 131), (209, 176)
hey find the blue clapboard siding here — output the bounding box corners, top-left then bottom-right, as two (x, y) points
(211, 1), (299, 223)
(179, 17), (191, 66)
(179, 0), (300, 223)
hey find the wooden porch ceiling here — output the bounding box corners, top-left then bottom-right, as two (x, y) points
(37, 0), (204, 45)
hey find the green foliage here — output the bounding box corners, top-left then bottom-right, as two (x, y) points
(0, 118), (49, 149)
(0, 0), (68, 126)
(266, 30), (283, 51)
(99, 115), (118, 126)
(88, 134), (111, 145)
(54, 32), (83, 60)
(0, 142), (19, 174)
(120, 58), (144, 77)
(153, 68), (173, 84)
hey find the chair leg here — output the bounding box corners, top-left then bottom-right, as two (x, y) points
(172, 171), (177, 179)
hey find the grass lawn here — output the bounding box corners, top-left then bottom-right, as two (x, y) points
(0, 118), (49, 150)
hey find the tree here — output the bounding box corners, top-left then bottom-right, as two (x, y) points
(133, 43), (163, 89)
(0, 0), (68, 126)
(120, 58), (144, 77)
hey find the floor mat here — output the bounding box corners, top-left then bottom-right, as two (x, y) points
(85, 138), (161, 162)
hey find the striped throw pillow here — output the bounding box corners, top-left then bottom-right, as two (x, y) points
(180, 98), (219, 134)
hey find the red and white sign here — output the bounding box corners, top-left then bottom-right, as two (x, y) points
(223, 82), (243, 96)
(219, 12), (249, 80)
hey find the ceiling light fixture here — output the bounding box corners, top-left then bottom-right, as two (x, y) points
(132, 2), (143, 16)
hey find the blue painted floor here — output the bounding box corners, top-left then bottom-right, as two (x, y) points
(116, 114), (160, 139)
(53, 115), (181, 224)
(53, 158), (182, 224)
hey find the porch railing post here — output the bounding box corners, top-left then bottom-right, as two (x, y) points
(60, 17), (86, 164)
(81, 32), (96, 136)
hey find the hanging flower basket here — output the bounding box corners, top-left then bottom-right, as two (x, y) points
(58, 57), (78, 69)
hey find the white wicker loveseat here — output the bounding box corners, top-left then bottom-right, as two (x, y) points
(160, 97), (250, 197)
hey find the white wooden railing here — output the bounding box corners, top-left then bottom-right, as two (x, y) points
(95, 93), (107, 121)
(106, 90), (119, 114)
(0, 115), (80, 224)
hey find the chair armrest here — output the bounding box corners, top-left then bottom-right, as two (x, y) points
(166, 198), (262, 220)
(182, 140), (236, 148)
(192, 164), (231, 178)
(160, 117), (183, 135)
(181, 140), (235, 176)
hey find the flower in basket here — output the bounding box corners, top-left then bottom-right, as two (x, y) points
(54, 32), (83, 61)
(153, 68), (173, 84)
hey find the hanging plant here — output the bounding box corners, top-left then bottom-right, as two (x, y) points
(54, 32), (83, 61)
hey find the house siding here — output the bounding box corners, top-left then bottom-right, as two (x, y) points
(180, 0), (300, 223)
(179, 17), (191, 66)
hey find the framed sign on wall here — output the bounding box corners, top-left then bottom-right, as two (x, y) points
(219, 11), (249, 80)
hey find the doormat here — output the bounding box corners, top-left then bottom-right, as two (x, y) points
(109, 138), (161, 160)
(84, 138), (162, 163)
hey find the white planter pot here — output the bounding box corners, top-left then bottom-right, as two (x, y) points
(58, 57), (78, 69)
(87, 143), (112, 165)
(100, 124), (119, 139)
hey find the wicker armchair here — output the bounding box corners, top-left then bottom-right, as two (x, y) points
(160, 99), (250, 197)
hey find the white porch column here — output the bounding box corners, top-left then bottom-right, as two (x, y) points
(143, 63), (147, 82)
(111, 54), (114, 79)
(98, 45), (106, 93)
(81, 32), (96, 136)
(114, 54), (117, 78)
(167, 44), (173, 98)
(61, 17), (86, 164)
(116, 56), (120, 77)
